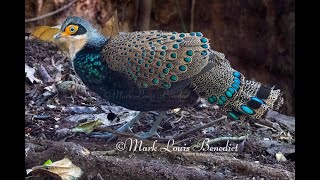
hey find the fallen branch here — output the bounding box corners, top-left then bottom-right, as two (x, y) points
(25, 0), (78, 23)
(266, 110), (295, 134)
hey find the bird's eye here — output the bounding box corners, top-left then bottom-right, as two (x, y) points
(65, 25), (78, 35)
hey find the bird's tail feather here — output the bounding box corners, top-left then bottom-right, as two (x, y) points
(192, 51), (283, 120)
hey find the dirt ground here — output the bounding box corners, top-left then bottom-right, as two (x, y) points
(25, 36), (295, 179)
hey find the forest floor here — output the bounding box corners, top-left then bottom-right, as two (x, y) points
(25, 36), (295, 180)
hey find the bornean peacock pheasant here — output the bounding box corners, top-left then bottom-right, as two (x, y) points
(53, 16), (284, 139)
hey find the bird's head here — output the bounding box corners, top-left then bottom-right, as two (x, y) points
(54, 16), (107, 60)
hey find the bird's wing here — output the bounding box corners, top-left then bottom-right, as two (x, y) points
(101, 30), (210, 89)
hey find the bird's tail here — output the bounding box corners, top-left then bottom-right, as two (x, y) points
(191, 50), (283, 120)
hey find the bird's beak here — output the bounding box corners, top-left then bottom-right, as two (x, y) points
(53, 32), (61, 41)
(53, 32), (70, 42)
(52, 24), (63, 41)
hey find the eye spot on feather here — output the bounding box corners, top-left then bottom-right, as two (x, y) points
(184, 57), (191, 63)
(172, 44), (179, 49)
(186, 50), (193, 56)
(161, 45), (167, 50)
(179, 33), (185, 38)
(163, 68), (169, 74)
(162, 82), (171, 89)
(170, 53), (177, 59)
(179, 65), (187, 72)
(166, 63), (173, 68)
(170, 75), (178, 82)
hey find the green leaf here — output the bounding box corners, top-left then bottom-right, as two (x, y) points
(71, 119), (103, 133)
(43, 159), (53, 166)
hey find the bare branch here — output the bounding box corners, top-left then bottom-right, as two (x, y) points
(25, 0), (78, 23)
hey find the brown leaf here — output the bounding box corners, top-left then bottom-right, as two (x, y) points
(101, 11), (120, 38)
(31, 26), (60, 42)
(27, 157), (83, 180)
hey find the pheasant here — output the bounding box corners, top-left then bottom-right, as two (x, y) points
(53, 16), (283, 139)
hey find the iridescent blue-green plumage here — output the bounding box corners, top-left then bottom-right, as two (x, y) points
(73, 48), (198, 111)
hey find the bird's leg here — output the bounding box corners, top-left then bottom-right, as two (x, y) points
(135, 111), (166, 139)
(90, 112), (146, 140)
(115, 112), (147, 133)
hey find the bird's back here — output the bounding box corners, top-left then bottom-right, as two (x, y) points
(101, 30), (211, 90)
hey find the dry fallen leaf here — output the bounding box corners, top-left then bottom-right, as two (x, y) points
(31, 26), (60, 42)
(275, 152), (287, 162)
(172, 108), (181, 113)
(27, 157), (82, 180)
(25, 64), (42, 83)
(71, 119), (103, 133)
(101, 11), (120, 37)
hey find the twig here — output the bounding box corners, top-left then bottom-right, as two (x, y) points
(254, 123), (277, 132)
(61, 132), (76, 142)
(94, 126), (138, 138)
(172, 114), (184, 124)
(173, 116), (227, 140)
(33, 115), (50, 120)
(174, 136), (198, 145)
(25, 0), (78, 23)
(62, 106), (97, 114)
(94, 116), (226, 142)
(206, 135), (248, 146)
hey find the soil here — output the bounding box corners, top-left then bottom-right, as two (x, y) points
(25, 36), (295, 179)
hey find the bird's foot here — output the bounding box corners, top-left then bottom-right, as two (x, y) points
(90, 112), (145, 142)
(90, 125), (134, 142)
(134, 111), (166, 139)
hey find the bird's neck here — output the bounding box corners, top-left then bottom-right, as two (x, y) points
(73, 49), (108, 87)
